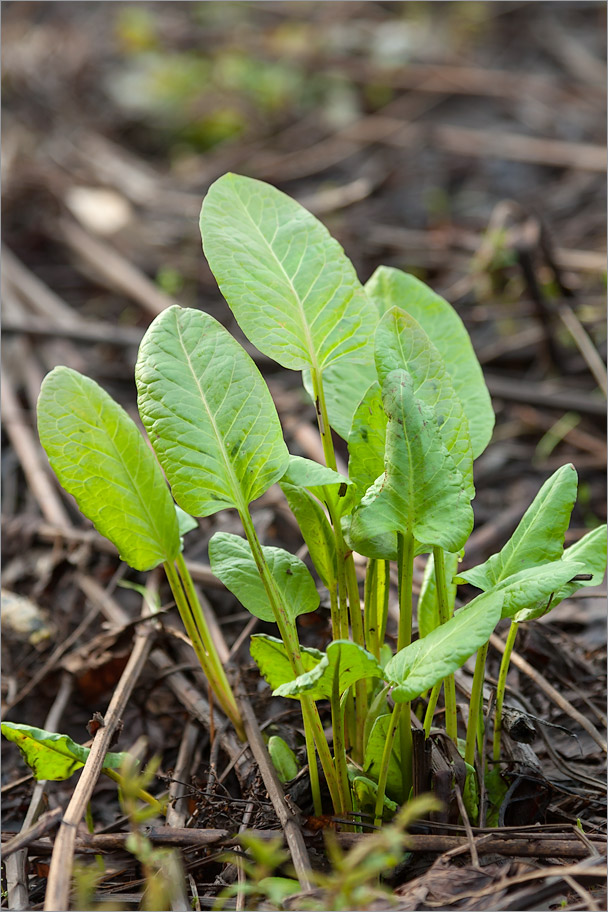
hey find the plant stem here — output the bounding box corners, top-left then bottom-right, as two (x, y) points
(373, 702), (403, 827)
(364, 557), (378, 658)
(343, 549), (367, 764)
(433, 547), (458, 744)
(378, 560), (390, 648)
(397, 533), (414, 652)
(331, 656), (352, 818)
(175, 553), (243, 729)
(102, 769), (165, 815)
(464, 642), (489, 769)
(493, 621), (519, 763)
(310, 367), (337, 472)
(396, 532), (414, 802)
(423, 682), (442, 738)
(163, 559), (244, 739)
(238, 504), (341, 813)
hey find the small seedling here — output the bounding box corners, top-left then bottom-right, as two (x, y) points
(30, 172), (605, 828)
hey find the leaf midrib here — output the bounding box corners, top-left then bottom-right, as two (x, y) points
(175, 317), (248, 514)
(58, 376), (172, 562)
(234, 182), (321, 375)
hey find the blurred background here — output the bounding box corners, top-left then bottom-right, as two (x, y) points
(2, 0), (606, 725)
(2, 6), (607, 905)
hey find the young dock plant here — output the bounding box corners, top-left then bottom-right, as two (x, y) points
(33, 171), (606, 827)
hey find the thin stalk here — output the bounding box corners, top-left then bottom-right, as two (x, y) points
(397, 533), (415, 652)
(364, 558), (380, 659)
(373, 702), (403, 827)
(396, 532), (414, 802)
(433, 547), (458, 744)
(310, 366), (337, 472)
(493, 621), (519, 763)
(175, 553), (242, 729)
(102, 769), (165, 815)
(423, 681), (442, 738)
(464, 642), (489, 769)
(378, 560), (390, 647)
(364, 558), (390, 664)
(344, 549), (367, 764)
(238, 505), (341, 813)
(331, 656), (352, 818)
(163, 560), (244, 739)
(302, 705), (323, 817)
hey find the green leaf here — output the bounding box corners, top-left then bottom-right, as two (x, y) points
(546, 524), (607, 611)
(457, 464), (578, 589)
(273, 640), (383, 701)
(351, 773), (398, 818)
(302, 358), (377, 440)
(494, 560), (584, 621)
(385, 590), (504, 702)
(280, 481), (337, 588)
(250, 634), (323, 691)
(209, 533), (319, 624)
(200, 173), (375, 371)
(347, 381), (387, 501)
(365, 266), (494, 458)
(348, 370), (474, 557)
(375, 307), (474, 497)
(136, 306), (289, 517)
(363, 714), (403, 802)
(1, 723), (129, 782)
(417, 551), (461, 639)
(267, 736), (300, 783)
(175, 506), (198, 537)
(281, 455), (350, 492)
(37, 366), (180, 572)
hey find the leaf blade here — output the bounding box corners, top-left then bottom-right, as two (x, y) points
(209, 532), (319, 624)
(348, 370), (474, 556)
(366, 266), (494, 457)
(136, 306), (289, 516)
(458, 464), (578, 589)
(201, 173), (375, 371)
(1, 723), (128, 781)
(385, 590), (503, 702)
(37, 366), (180, 571)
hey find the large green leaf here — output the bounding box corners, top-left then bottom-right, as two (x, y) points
(200, 173), (375, 372)
(209, 533), (319, 624)
(250, 634), (323, 690)
(1, 723), (129, 782)
(280, 481), (337, 589)
(545, 525), (607, 613)
(273, 640), (383, 700)
(458, 464), (578, 590)
(365, 267), (494, 458)
(37, 366), (179, 572)
(136, 306), (289, 517)
(375, 307), (474, 497)
(347, 381), (387, 501)
(348, 370), (474, 557)
(417, 551), (461, 639)
(385, 590), (504, 702)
